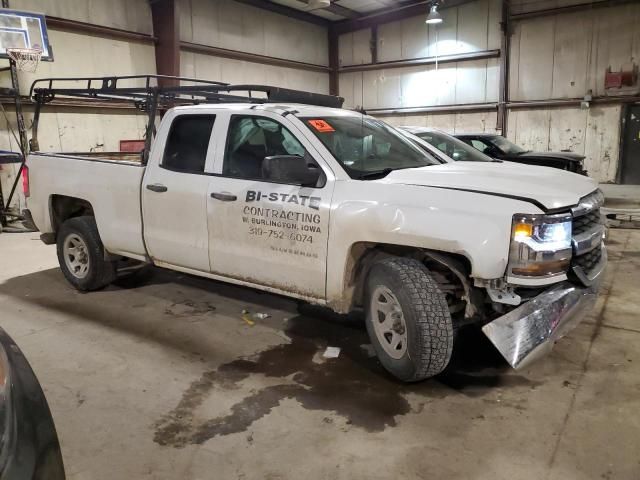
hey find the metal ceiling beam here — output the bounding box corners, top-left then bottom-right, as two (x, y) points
(334, 0), (478, 34)
(46, 16), (156, 43)
(339, 49), (500, 73)
(509, 0), (640, 21)
(181, 41), (330, 73)
(232, 0), (330, 26)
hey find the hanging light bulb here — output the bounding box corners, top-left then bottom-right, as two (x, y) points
(426, 4), (443, 24)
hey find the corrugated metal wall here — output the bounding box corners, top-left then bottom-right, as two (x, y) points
(0, 0), (155, 211)
(0, 0), (330, 211)
(507, 2), (640, 182)
(0, 0), (635, 211)
(377, 110), (498, 133)
(352, 0), (639, 183)
(178, 0), (329, 93)
(339, 0), (501, 110)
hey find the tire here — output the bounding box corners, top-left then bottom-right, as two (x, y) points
(56, 216), (116, 291)
(365, 257), (454, 382)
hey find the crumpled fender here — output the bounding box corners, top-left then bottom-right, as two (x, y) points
(325, 180), (543, 311)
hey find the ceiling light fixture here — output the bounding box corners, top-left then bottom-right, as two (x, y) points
(308, 0), (331, 9)
(426, 4), (443, 24)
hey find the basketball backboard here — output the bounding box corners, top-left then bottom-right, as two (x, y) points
(0, 8), (52, 61)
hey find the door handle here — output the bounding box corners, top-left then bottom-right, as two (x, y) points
(210, 192), (237, 202)
(146, 183), (168, 193)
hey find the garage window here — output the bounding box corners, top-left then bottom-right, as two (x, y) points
(162, 115), (216, 173)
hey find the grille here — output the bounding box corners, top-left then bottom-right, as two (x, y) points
(571, 191), (605, 275)
(573, 245), (602, 273)
(572, 209), (601, 235)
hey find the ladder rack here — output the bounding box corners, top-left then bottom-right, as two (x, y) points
(28, 74), (345, 164)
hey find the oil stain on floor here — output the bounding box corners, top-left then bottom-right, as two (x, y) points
(153, 308), (537, 448)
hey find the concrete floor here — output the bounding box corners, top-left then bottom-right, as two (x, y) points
(0, 230), (639, 480)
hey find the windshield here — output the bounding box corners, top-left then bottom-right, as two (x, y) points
(300, 116), (440, 179)
(490, 136), (527, 154)
(412, 130), (491, 162)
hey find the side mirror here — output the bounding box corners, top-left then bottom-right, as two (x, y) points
(262, 154), (321, 187)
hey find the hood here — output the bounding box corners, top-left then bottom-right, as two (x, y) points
(517, 151), (585, 162)
(381, 161), (598, 210)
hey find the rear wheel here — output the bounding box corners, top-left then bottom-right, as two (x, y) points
(365, 257), (454, 382)
(56, 216), (116, 291)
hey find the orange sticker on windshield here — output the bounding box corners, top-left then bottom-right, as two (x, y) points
(308, 119), (335, 133)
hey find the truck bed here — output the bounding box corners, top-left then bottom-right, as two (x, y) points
(26, 152), (148, 260)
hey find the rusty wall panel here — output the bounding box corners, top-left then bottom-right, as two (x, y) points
(584, 105), (621, 182)
(507, 105), (621, 182)
(510, 3), (640, 100)
(548, 107), (587, 155)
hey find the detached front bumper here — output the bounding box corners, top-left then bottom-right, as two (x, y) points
(482, 266), (604, 369)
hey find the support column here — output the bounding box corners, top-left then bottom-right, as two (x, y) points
(151, 0), (180, 87)
(497, 0), (510, 135)
(1, 0), (28, 224)
(328, 25), (339, 96)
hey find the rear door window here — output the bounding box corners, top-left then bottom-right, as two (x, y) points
(162, 115), (216, 173)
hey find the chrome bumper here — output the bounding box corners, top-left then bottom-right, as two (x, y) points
(482, 268), (604, 369)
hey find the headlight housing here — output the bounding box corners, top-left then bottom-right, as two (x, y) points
(508, 213), (572, 279)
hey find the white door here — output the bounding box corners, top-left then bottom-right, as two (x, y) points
(207, 113), (333, 300)
(142, 113), (216, 271)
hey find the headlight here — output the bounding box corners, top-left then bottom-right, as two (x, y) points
(508, 213), (572, 278)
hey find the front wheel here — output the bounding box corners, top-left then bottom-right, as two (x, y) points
(56, 216), (116, 291)
(365, 257), (454, 382)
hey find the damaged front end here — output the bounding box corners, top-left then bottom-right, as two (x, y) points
(482, 190), (607, 369)
(482, 277), (602, 369)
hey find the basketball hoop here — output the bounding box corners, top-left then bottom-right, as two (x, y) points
(6, 47), (42, 73)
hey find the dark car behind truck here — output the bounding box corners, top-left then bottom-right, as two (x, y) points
(455, 133), (588, 175)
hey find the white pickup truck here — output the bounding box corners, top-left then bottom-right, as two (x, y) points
(25, 76), (606, 382)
